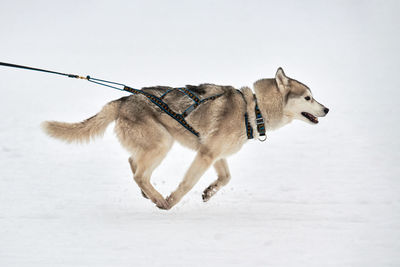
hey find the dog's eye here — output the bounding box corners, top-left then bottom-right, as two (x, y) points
(304, 96), (311, 101)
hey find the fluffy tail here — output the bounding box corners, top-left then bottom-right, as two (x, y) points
(42, 99), (121, 143)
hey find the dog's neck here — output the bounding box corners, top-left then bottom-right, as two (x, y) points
(248, 79), (293, 131)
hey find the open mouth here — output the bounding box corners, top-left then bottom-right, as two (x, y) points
(301, 112), (318, 124)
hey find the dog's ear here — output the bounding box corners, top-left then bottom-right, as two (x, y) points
(275, 67), (290, 93)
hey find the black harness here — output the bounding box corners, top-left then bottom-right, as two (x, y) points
(0, 61), (266, 140)
(123, 85), (223, 137)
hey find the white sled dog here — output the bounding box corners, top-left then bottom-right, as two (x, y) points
(42, 68), (329, 210)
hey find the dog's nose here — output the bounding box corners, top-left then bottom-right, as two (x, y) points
(324, 108), (329, 114)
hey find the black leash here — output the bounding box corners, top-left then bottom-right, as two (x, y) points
(0, 62), (87, 79)
(0, 62), (126, 90)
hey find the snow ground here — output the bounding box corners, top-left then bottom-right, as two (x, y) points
(1, 1), (400, 266)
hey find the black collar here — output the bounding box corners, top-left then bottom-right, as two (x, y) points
(253, 95), (267, 141)
(238, 90), (267, 141)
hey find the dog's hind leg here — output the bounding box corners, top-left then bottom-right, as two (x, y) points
(128, 157), (148, 199)
(202, 158), (231, 202)
(116, 116), (172, 209)
(131, 145), (172, 209)
(166, 149), (218, 209)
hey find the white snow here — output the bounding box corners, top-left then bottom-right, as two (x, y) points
(1, 1), (399, 266)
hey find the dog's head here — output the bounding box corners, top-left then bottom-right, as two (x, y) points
(274, 68), (329, 125)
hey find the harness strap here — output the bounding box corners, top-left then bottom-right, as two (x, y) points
(88, 75), (209, 137)
(244, 112), (254, 139)
(123, 86), (200, 137)
(182, 94), (224, 117)
(154, 86), (224, 118)
(62, 74), (203, 137)
(160, 88), (173, 99)
(237, 90), (254, 139)
(180, 87), (201, 103)
(86, 77), (223, 137)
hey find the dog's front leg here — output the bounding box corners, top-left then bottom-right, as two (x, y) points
(166, 151), (216, 209)
(202, 158), (231, 202)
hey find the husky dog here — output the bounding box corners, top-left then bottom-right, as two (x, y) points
(42, 68), (329, 210)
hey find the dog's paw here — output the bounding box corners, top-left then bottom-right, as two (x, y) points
(155, 198), (170, 210)
(202, 185), (218, 202)
(164, 195), (177, 210)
